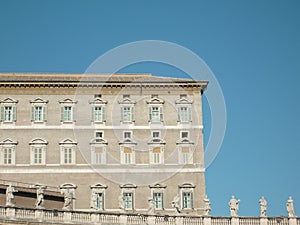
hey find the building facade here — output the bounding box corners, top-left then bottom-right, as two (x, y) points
(0, 73), (208, 215)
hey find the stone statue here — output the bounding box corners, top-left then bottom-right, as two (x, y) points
(35, 186), (45, 208)
(286, 196), (296, 217)
(62, 189), (74, 210)
(90, 189), (97, 209)
(229, 195), (240, 217)
(6, 184), (18, 207)
(148, 198), (155, 214)
(259, 196), (267, 217)
(118, 193), (124, 210)
(203, 195), (211, 216)
(171, 194), (180, 213)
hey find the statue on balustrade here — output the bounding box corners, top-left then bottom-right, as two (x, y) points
(286, 196), (296, 217)
(62, 189), (75, 211)
(35, 186), (46, 209)
(118, 193), (125, 210)
(203, 195), (211, 216)
(259, 196), (267, 217)
(229, 195), (240, 217)
(6, 184), (18, 207)
(148, 198), (155, 214)
(171, 194), (181, 213)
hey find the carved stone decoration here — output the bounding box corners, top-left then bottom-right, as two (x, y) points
(229, 195), (240, 217)
(171, 194), (181, 214)
(6, 184), (18, 207)
(90, 183), (107, 210)
(286, 196), (296, 217)
(118, 192), (125, 211)
(148, 198), (155, 214)
(35, 185), (46, 209)
(259, 196), (267, 217)
(59, 183), (77, 211)
(203, 195), (211, 216)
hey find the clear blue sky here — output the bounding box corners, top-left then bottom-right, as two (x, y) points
(0, 0), (299, 216)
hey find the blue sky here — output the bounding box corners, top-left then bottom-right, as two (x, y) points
(0, 0), (299, 216)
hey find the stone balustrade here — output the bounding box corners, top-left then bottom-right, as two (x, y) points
(0, 206), (299, 225)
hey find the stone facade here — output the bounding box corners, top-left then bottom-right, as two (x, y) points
(0, 73), (208, 215)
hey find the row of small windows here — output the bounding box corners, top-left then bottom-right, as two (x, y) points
(91, 183), (195, 211)
(0, 95), (193, 123)
(0, 137), (194, 166)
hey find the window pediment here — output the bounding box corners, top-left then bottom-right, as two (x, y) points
(119, 139), (137, 145)
(148, 138), (166, 145)
(175, 97), (193, 105)
(30, 97), (48, 104)
(0, 138), (18, 145)
(176, 139), (194, 145)
(59, 98), (77, 104)
(179, 183), (195, 188)
(0, 97), (18, 104)
(146, 97), (164, 104)
(59, 139), (77, 145)
(120, 183), (137, 189)
(90, 183), (108, 189)
(149, 183), (167, 189)
(59, 183), (77, 189)
(89, 97), (107, 105)
(90, 138), (108, 145)
(118, 97), (135, 105)
(29, 138), (48, 145)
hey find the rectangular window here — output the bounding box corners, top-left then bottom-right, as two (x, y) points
(121, 107), (133, 122)
(153, 192), (164, 210)
(64, 147), (73, 164)
(92, 147), (106, 164)
(95, 193), (104, 210)
(124, 192), (133, 210)
(3, 147), (12, 164)
(33, 147), (43, 164)
(95, 131), (104, 138)
(152, 131), (160, 138)
(61, 106), (73, 122)
(150, 106), (162, 122)
(179, 147), (192, 164)
(182, 192), (193, 209)
(124, 131), (132, 139)
(33, 106), (44, 121)
(152, 147), (163, 164)
(180, 94), (187, 99)
(179, 107), (191, 122)
(181, 131), (189, 139)
(4, 106), (13, 122)
(93, 106), (105, 122)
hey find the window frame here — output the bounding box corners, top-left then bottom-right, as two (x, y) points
(0, 98), (18, 124)
(59, 139), (77, 165)
(0, 139), (18, 165)
(59, 99), (77, 124)
(29, 138), (48, 165)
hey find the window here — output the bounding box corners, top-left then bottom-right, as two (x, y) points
(124, 131), (132, 139)
(0, 98), (18, 123)
(92, 146), (106, 164)
(59, 139), (77, 164)
(123, 94), (130, 99)
(179, 147), (193, 164)
(121, 147), (135, 164)
(29, 139), (47, 165)
(150, 147), (164, 164)
(152, 131), (160, 139)
(179, 183), (195, 210)
(124, 192), (133, 210)
(92, 106), (105, 122)
(95, 131), (104, 138)
(149, 106), (163, 122)
(178, 106), (192, 122)
(121, 106), (134, 122)
(181, 131), (189, 139)
(59, 99), (77, 123)
(153, 192), (164, 210)
(180, 94), (187, 99)
(30, 98), (48, 123)
(0, 139), (17, 165)
(90, 183), (107, 210)
(61, 106), (73, 122)
(182, 192), (193, 209)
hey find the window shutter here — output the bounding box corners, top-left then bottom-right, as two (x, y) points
(191, 192), (194, 208)
(91, 106), (95, 122)
(131, 107), (134, 122)
(12, 105), (16, 121)
(72, 106), (76, 122)
(120, 107), (124, 122)
(159, 106), (163, 121)
(102, 106), (106, 122)
(188, 107), (192, 121)
(60, 107), (64, 122)
(43, 106), (47, 121)
(0, 106), (3, 121)
(149, 107), (152, 121)
(31, 106), (35, 121)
